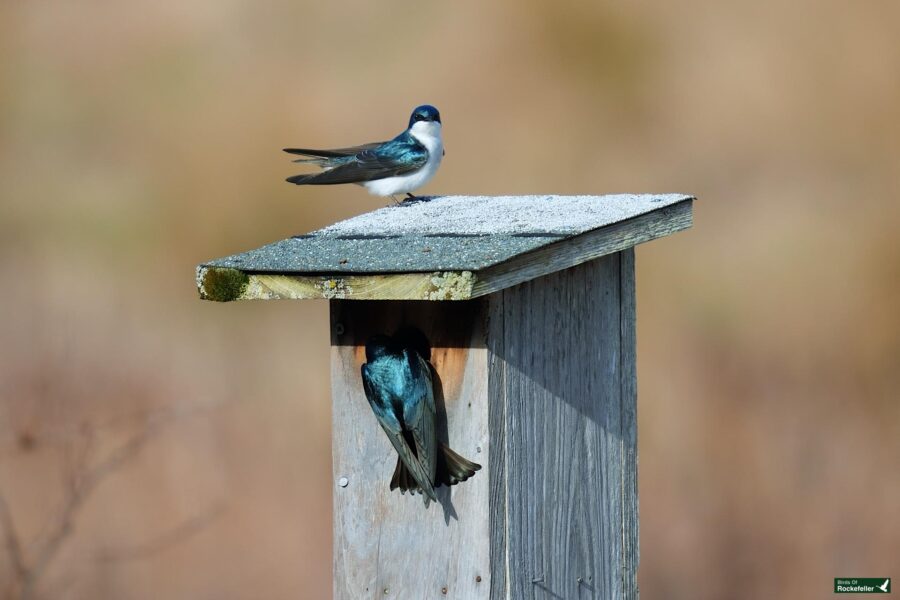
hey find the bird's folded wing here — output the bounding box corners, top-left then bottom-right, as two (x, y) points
(286, 135), (428, 185)
(404, 351), (437, 485)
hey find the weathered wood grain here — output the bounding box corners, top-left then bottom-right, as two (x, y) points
(486, 252), (638, 599)
(330, 300), (491, 599)
(619, 248), (639, 600)
(487, 292), (509, 600)
(196, 270), (476, 302)
(329, 252), (638, 599)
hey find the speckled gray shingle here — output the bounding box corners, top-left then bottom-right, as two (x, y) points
(201, 194), (692, 274)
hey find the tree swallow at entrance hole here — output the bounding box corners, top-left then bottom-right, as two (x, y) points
(284, 105), (444, 198)
(361, 332), (480, 507)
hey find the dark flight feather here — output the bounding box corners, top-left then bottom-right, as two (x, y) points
(405, 350), (437, 493)
(283, 142), (382, 160)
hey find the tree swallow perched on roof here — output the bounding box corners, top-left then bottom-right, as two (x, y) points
(361, 331), (480, 507)
(284, 105), (444, 198)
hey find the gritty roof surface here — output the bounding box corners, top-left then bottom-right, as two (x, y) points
(201, 194), (692, 273)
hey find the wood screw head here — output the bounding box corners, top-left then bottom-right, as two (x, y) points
(475, 575), (482, 583)
(441, 587), (447, 594)
(338, 476), (349, 488)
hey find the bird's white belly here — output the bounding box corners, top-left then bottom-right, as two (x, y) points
(364, 123), (443, 196)
(363, 164), (438, 196)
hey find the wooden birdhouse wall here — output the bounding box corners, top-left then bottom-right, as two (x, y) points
(329, 249), (637, 600)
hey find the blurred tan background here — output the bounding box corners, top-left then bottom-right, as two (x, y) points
(1, 1), (898, 598)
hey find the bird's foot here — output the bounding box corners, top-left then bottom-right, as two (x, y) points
(400, 192), (431, 205)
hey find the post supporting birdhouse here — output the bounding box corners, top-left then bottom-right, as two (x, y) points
(198, 194), (693, 599)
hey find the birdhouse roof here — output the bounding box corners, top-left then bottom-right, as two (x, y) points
(197, 194), (693, 301)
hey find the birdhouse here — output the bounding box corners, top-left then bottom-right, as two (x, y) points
(197, 194), (693, 599)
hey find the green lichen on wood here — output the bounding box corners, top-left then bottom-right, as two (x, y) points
(197, 266), (249, 302)
(426, 271), (475, 300)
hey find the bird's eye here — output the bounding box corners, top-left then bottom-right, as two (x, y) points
(415, 114), (426, 121)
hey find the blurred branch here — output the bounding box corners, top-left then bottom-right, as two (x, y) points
(96, 502), (226, 563)
(0, 398), (233, 452)
(22, 425), (153, 598)
(0, 402), (214, 600)
(0, 490), (27, 588)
